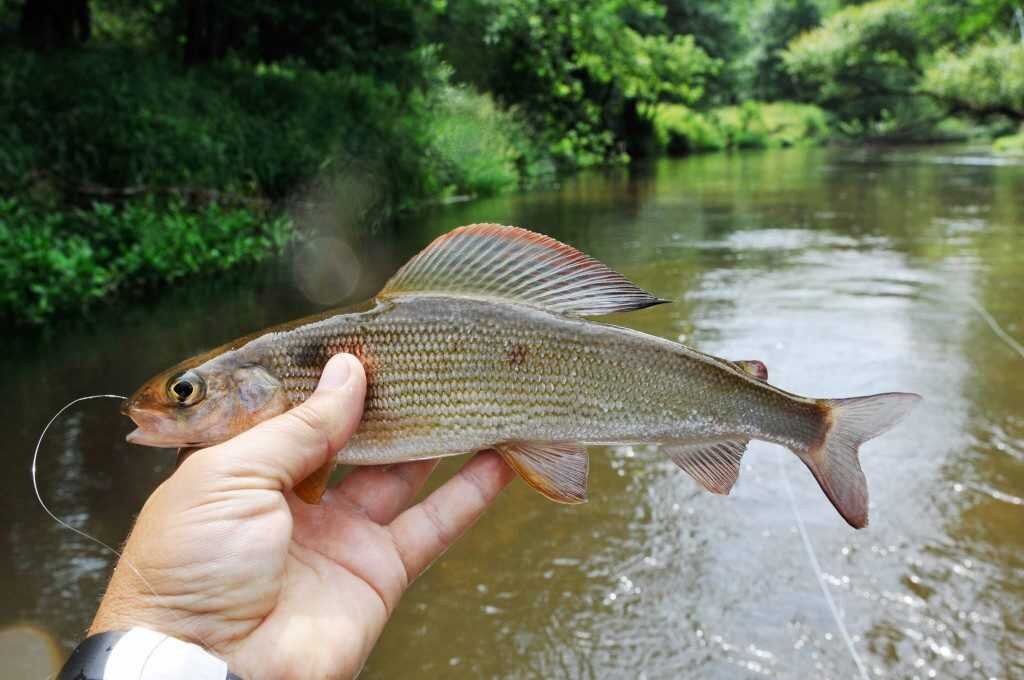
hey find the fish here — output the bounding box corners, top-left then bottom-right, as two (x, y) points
(123, 224), (920, 528)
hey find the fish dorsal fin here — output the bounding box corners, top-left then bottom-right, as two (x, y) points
(664, 439), (749, 495)
(732, 360), (768, 381)
(495, 441), (589, 504)
(379, 224), (666, 316)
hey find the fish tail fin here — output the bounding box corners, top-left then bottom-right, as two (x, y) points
(796, 392), (920, 529)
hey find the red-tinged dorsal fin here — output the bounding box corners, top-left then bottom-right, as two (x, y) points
(664, 439), (749, 495)
(379, 224), (667, 316)
(495, 441), (589, 503)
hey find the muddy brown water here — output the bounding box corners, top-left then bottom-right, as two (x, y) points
(4, 146), (1022, 678)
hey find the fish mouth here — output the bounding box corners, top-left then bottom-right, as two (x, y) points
(126, 427), (210, 449)
(126, 427), (180, 447)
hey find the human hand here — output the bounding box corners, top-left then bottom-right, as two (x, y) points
(91, 353), (515, 679)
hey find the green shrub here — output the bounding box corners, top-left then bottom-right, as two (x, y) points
(994, 130), (1024, 154)
(0, 198), (291, 324)
(425, 86), (547, 198)
(923, 40), (1024, 118)
(654, 101), (829, 155)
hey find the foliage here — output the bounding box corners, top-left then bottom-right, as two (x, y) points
(0, 47), (428, 202)
(993, 129), (1024, 154)
(750, 0), (822, 101)
(4, 0), (1023, 324)
(783, 0), (1024, 131)
(425, 86), (551, 198)
(923, 39), (1024, 118)
(438, 0), (718, 165)
(783, 0), (927, 123)
(0, 198), (291, 324)
(654, 101), (830, 154)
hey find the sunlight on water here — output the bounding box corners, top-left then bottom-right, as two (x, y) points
(5, 146), (1022, 678)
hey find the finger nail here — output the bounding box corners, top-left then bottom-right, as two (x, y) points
(317, 353), (354, 391)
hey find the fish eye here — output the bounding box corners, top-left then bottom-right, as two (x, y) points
(167, 371), (206, 406)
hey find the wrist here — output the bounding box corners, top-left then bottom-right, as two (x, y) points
(59, 627), (244, 680)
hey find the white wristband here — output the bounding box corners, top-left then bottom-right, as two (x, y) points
(103, 627), (229, 680)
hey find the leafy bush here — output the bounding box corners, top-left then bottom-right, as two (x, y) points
(0, 48), (430, 202)
(993, 130), (1024, 154)
(438, 0), (718, 166)
(424, 86), (550, 198)
(923, 39), (1024, 118)
(782, 0), (930, 125)
(0, 198), (290, 324)
(654, 101), (829, 155)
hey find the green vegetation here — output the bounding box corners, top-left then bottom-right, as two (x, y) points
(1, 198), (290, 324)
(784, 0), (1024, 140)
(2, 0), (1022, 324)
(655, 102), (829, 153)
(994, 129), (1024, 154)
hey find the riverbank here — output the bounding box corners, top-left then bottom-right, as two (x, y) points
(1, 47), (829, 326)
(1, 48), (1011, 327)
(0, 47), (552, 325)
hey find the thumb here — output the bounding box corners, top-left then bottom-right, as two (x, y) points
(204, 353), (366, 492)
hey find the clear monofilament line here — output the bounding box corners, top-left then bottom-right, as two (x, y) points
(966, 295), (1024, 361)
(31, 393), (213, 657)
(781, 461), (871, 680)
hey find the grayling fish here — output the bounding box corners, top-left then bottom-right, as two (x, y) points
(123, 224), (920, 527)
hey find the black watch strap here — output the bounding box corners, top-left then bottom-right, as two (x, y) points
(58, 628), (244, 680)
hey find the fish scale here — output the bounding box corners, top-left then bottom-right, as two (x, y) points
(123, 224), (920, 527)
(251, 295), (810, 466)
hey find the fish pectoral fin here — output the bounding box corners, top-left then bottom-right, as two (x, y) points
(378, 224), (666, 316)
(496, 441), (589, 504)
(293, 458), (338, 505)
(664, 439), (749, 495)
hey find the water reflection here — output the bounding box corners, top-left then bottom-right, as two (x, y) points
(4, 146), (1021, 678)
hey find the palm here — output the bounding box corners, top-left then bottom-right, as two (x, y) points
(90, 356), (513, 680)
(98, 453), (512, 680)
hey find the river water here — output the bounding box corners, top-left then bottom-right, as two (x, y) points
(3, 146), (1021, 678)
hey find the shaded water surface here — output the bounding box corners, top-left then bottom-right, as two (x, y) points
(4, 146), (1022, 678)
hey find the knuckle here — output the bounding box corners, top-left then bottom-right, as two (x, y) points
(421, 498), (457, 549)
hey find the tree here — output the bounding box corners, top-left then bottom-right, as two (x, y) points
(923, 39), (1024, 120)
(751, 0), (821, 101)
(782, 0), (928, 124)
(437, 0), (716, 164)
(19, 0), (91, 50)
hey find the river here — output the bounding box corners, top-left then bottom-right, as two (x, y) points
(3, 146), (1022, 678)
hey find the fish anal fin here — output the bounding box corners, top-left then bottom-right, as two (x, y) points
(664, 439), (749, 495)
(734, 360), (768, 381)
(379, 224), (666, 316)
(294, 458), (338, 504)
(496, 441), (589, 504)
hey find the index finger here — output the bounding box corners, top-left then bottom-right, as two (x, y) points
(387, 451), (515, 582)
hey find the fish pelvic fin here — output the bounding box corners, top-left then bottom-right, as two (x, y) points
(496, 441), (589, 504)
(293, 457), (338, 504)
(665, 439), (750, 495)
(379, 224), (667, 316)
(798, 392), (921, 529)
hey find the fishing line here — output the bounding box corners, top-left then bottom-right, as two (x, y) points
(781, 462), (871, 680)
(965, 295), (1024, 361)
(31, 394), (214, 663)
(776, 317), (870, 680)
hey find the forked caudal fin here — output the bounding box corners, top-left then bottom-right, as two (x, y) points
(798, 392), (921, 529)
